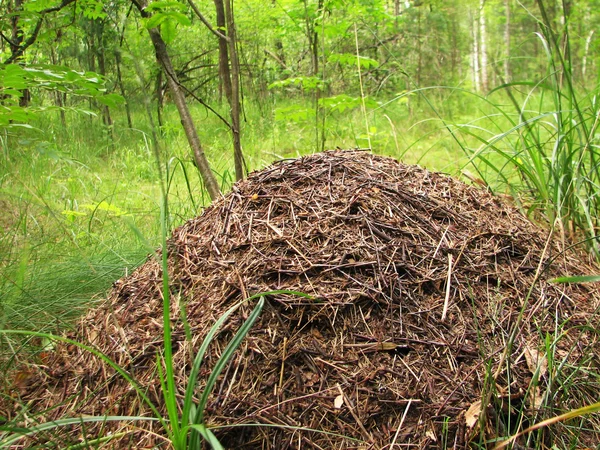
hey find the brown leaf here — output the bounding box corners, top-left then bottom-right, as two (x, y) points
(334, 393), (344, 409)
(524, 346), (547, 377)
(465, 400), (482, 429)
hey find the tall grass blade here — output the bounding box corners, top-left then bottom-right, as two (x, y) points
(493, 402), (600, 450)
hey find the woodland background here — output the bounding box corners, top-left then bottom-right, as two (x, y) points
(1, 0), (599, 336)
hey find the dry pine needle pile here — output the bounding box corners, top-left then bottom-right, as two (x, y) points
(9, 150), (600, 448)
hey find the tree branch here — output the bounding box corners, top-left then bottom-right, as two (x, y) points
(0, 31), (18, 47)
(186, 0), (229, 41)
(4, 0), (77, 64)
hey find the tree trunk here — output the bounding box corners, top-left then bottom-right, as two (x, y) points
(212, 0), (245, 181)
(302, 0), (324, 151)
(416, 6), (422, 89)
(115, 51), (133, 129)
(95, 22), (114, 141)
(155, 70), (164, 128)
(479, 0), (489, 92)
(224, 0), (246, 181)
(214, 0), (233, 103)
(471, 9), (480, 92)
(582, 29), (594, 80)
(504, 0), (511, 81)
(10, 0), (30, 107)
(50, 46), (67, 128)
(131, 0), (220, 200)
(147, 27), (220, 199)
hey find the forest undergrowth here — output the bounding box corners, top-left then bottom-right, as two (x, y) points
(0, 93), (474, 334)
(3, 57), (600, 450)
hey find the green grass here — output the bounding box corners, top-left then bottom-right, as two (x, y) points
(1, 67), (599, 447)
(0, 93), (466, 334)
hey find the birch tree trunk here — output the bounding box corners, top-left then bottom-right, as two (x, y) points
(504, 0), (511, 81)
(479, 0), (489, 92)
(471, 9), (480, 92)
(582, 29), (594, 79)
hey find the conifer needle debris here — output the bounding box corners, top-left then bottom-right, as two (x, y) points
(6, 150), (600, 448)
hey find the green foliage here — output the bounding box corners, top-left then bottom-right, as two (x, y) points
(77, 0), (106, 20)
(446, 4), (600, 256)
(145, 1), (192, 44)
(0, 63), (123, 128)
(268, 76), (325, 92)
(318, 94), (378, 114)
(328, 53), (379, 69)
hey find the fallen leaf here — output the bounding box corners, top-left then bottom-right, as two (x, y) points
(530, 386), (544, 409)
(377, 342), (399, 351)
(524, 346), (547, 377)
(425, 429), (437, 441)
(334, 393), (344, 409)
(465, 400), (482, 428)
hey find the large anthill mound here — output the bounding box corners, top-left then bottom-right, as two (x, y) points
(7, 150), (600, 448)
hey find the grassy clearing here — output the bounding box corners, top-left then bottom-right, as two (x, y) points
(0, 94), (468, 333)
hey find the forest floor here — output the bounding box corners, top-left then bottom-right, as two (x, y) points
(2, 95), (599, 448)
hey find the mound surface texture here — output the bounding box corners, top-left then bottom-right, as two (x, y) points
(13, 151), (600, 448)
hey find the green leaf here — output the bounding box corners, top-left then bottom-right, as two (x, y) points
(146, 12), (169, 29)
(329, 53), (379, 69)
(0, 416), (159, 447)
(97, 93), (126, 108)
(318, 94), (378, 114)
(145, 0), (188, 11)
(550, 275), (600, 284)
(274, 105), (313, 123)
(161, 18), (177, 43)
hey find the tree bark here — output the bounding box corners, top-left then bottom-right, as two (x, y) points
(95, 21), (114, 140)
(132, 0), (220, 200)
(155, 69), (164, 128)
(471, 8), (480, 92)
(224, 0), (245, 181)
(211, 0), (245, 180)
(147, 27), (220, 199)
(50, 46), (67, 128)
(214, 0), (233, 103)
(582, 29), (594, 79)
(504, 0), (511, 81)
(115, 50), (133, 129)
(479, 0), (489, 92)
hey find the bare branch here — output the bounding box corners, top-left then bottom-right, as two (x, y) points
(186, 0), (229, 41)
(0, 31), (18, 47)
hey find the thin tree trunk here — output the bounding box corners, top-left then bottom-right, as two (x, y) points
(479, 0), (489, 92)
(416, 6), (422, 89)
(504, 0), (511, 81)
(224, 0), (245, 181)
(50, 46), (67, 128)
(115, 51), (133, 129)
(10, 0), (30, 107)
(214, 0), (233, 103)
(212, 0), (245, 181)
(130, 0), (221, 200)
(302, 0), (323, 151)
(96, 24), (114, 142)
(156, 70), (164, 128)
(146, 27), (220, 199)
(471, 9), (480, 92)
(582, 29), (594, 79)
